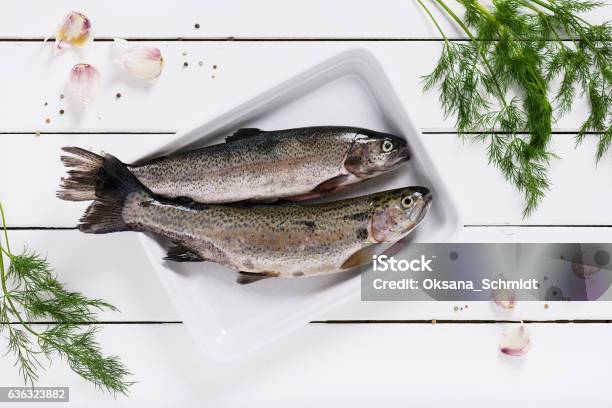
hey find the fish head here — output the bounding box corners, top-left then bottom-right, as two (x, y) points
(369, 187), (432, 243)
(344, 130), (410, 178)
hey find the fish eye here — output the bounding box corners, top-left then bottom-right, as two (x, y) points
(382, 140), (394, 152)
(401, 196), (413, 208)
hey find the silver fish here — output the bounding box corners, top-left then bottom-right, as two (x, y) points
(64, 153), (431, 284)
(58, 126), (410, 204)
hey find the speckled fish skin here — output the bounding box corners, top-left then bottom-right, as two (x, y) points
(94, 186), (431, 279)
(61, 149), (428, 282)
(127, 126), (410, 203)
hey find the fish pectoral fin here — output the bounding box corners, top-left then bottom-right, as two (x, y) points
(225, 128), (263, 143)
(286, 175), (350, 201)
(313, 174), (349, 194)
(163, 245), (205, 262)
(236, 271), (278, 285)
(340, 246), (379, 270)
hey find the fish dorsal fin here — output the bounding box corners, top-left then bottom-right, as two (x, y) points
(163, 245), (204, 262)
(225, 128), (263, 143)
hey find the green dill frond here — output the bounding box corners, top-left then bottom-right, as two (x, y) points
(39, 325), (134, 395)
(8, 250), (117, 322)
(595, 125), (612, 161)
(0, 203), (132, 395)
(7, 328), (43, 386)
(420, 0), (612, 215)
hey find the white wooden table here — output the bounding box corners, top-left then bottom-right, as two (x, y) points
(1, 1), (611, 406)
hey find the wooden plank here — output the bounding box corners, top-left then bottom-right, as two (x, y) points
(324, 296), (612, 322)
(3, 230), (612, 323)
(0, 133), (167, 228)
(420, 132), (612, 225)
(328, 226), (612, 321)
(3, 230), (180, 321)
(0, 323), (610, 406)
(0, 1), (608, 39)
(459, 226), (612, 242)
(0, 42), (596, 133)
(1, 132), (610, 226)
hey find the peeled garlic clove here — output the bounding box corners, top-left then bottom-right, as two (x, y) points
(53, 11), (91, 50)
(114, 39), (164, 80)
(69, 64), (100, 105)
(500, 323), (531, 357)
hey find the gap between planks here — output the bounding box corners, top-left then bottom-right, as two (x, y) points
(312, 319), (612, 324)
(5, 319), (612, 325)
(0, 37), (586, 42)
(464, 224), (612, 228)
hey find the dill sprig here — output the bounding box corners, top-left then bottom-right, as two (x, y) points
(419, 0), (612, 216)
(0, 202), (133, 395)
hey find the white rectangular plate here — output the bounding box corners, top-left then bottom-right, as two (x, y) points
(136, 49), (462, 360)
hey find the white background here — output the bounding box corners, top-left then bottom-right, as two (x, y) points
(0, 1), (611, 406)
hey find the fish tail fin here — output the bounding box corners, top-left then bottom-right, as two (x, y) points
(57, 147), (108, 201)
(61, 148), (150, 234)
(78, 200), (131, 234)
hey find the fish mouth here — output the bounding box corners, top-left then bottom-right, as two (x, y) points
(378, 144), (411, 173)
(391, 144), (411, 166)
(417, 197), (433, 224)
(412, 186), (431, 199)
(412, 186), (433, 225)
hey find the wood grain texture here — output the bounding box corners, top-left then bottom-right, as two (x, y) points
(0, 2), (611, 404)
(0, 42), (598, 132)
(0, 1), (608, 39)
(0, 323), (611, 406)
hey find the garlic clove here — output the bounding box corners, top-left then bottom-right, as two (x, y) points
(493, 288), (517, 309)
(68, 64), (101, 105)
(492, 274), (517, 309)
(52, 11), (92, 50)
(500, 323), (531, 357)
(113, 39), (164, 81)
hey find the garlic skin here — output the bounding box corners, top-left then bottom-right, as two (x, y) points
(493, 289), (517, 310)
(491, 274), (517, 310)
(571, 249), (603, 279)
(54, 11), (91, 50)
(114, 39), (164, 81)
(500, 323), (531, 357)
(68, 64), (101, 105)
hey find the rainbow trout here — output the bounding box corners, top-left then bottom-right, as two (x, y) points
(62, 153), (431, 284)
(58, 126), (410, 204)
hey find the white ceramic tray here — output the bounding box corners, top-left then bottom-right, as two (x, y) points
(135, 49), (462, 360)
